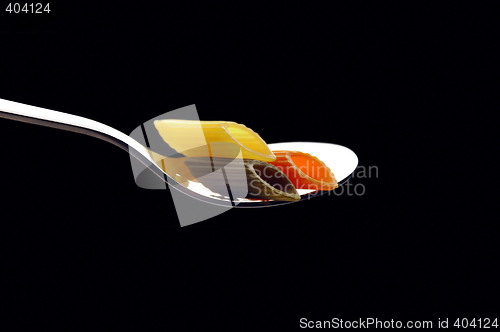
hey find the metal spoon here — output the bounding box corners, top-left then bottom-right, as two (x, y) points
(0, 98), (358, 208)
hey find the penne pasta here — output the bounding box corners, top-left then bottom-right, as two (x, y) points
(269, 150), (338, 191)
(154, 120), (276, 162)
(184, 157), (300, 201)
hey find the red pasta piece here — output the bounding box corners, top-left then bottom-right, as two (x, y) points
(269, 150), (338, 191)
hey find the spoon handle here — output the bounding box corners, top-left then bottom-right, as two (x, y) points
(0, 97), (239, 208)
(0, 97), (155, 164)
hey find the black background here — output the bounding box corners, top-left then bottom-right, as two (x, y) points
(0, 2), (497, 330)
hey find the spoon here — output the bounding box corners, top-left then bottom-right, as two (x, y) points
(0, 98), (358, 208)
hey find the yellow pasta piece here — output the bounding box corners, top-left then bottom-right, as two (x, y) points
(153, 120), (276, 162)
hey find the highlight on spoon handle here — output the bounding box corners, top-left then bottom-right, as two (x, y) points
(0, 97), (241, 210)
(0, 97), (154, 164)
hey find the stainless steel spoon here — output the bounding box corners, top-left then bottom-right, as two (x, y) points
(0, 98), (358, 208)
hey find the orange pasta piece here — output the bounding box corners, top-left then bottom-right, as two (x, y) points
(269, 150), (338, 191)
